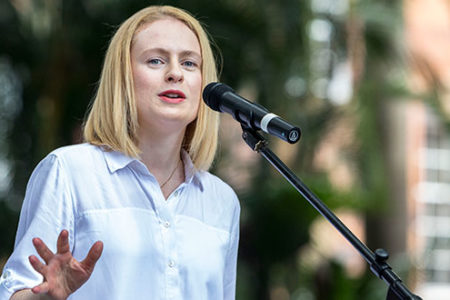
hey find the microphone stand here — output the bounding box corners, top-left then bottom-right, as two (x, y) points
(240, 125), (422, 300)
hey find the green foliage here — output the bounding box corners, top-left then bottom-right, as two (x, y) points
(0, 201), (18, 257)
(0, 0), (416, 299)
(238, 180), (315, 299)
(242, 180), (317, 262)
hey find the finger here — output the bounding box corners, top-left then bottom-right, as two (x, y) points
(29, 255), (46, 274)
(32, 238), (54, 264)
(31, 281), (49, 294)
(81, 241), (103, 271)
(56, 230), (70, 254)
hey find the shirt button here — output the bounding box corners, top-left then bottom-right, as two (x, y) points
(0, 269), (11, 287)
(168, 260), (175, 268)
(1, 269), (11, 280)
(164, 221), (170, 228)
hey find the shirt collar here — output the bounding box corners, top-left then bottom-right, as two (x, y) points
(102, 147), (204, 190)
(103, 148), (137, 174)
(181, 149), (204, 191)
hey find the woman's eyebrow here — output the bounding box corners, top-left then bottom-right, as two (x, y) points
(141, 48), (201, 59)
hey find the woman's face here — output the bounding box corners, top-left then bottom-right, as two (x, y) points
(131, 17), (202, 135)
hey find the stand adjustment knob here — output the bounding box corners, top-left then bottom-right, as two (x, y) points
(375, 248), (389, 263)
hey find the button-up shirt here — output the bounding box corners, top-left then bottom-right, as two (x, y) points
(0, 143), (240, 300)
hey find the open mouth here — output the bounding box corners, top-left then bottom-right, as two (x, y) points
(158, 90), (186, 103)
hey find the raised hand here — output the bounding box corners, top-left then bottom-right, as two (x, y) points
(28, 230), (103, 300)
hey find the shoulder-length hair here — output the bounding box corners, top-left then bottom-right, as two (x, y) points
(83, 5), (219, 171)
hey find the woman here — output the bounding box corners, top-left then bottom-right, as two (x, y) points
(0, 5), (240, 300)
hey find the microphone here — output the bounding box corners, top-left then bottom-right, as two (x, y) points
(203, 82), (301, 144)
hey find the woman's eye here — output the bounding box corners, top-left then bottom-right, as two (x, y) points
(147, 58), (163, 65)
(182, 60), (197, 68)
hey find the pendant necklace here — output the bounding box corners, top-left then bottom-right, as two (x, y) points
(160, 159), (181, 189)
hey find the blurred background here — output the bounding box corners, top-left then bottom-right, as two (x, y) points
(1, 0), (449, 299)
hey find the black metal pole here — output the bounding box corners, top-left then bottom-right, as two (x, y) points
(241, 127), (422, 300)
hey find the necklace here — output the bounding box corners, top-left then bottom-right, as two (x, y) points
(160, 159), (181, 189)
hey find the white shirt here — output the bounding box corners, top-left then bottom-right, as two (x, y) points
(0, 143), (240, 300)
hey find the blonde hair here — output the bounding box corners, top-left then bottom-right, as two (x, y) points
(83, 6), (219, 171)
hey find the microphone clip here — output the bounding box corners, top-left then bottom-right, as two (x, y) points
(241, 124), (268, 152)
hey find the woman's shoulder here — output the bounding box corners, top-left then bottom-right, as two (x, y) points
(49, 143), (103, 157)
(43, 143), (107, 171)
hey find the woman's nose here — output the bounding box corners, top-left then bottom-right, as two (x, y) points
(165, 63), (183, 83)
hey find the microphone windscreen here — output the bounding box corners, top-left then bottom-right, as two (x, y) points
(202, 82), (234, 111)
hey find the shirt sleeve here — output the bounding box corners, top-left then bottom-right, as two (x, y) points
(223, 195), (240, 300)
(0, 153), (75, 299)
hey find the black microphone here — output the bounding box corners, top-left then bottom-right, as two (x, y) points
(203, 82), (301, 144)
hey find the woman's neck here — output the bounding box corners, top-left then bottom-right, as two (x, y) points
(137, 127), (186, 198)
